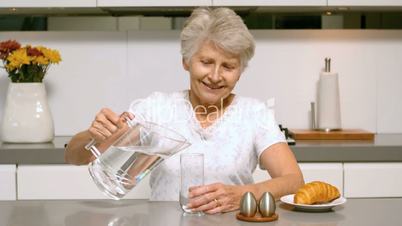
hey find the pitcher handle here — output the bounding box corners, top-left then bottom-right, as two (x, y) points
(125, 112), (145, 128)
(84, 138), (101, 158)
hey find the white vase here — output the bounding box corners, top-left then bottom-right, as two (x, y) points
(1, 83), (54, 143)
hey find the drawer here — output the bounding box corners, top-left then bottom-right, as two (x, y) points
(253, 163), (343, 195)
(299, 163), (343, 195)
(344, 163), (402, 198)
(0, 165), (16, 200)
(17, 165), (150, 200)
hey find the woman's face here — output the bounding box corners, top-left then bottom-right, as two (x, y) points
(183, 41), (242, 107)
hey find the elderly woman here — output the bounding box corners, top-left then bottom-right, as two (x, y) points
(65, 7), (304, 214)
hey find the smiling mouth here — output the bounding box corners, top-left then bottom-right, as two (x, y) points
(202, 81), (224, 90)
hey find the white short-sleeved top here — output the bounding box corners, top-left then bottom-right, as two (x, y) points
(128, 91), (285, 201)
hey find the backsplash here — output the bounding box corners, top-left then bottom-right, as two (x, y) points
(0, 30), (401, 136)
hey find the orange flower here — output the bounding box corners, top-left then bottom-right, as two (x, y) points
(0, 40), (21, 60)
(27, 46), (43, 57)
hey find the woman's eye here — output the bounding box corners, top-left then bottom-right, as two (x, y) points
(201, 60), (211, 65)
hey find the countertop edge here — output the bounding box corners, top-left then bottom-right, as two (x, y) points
(1, 134), (402, 164)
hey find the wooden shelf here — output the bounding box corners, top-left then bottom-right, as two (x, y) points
(289, 129), (375, 140)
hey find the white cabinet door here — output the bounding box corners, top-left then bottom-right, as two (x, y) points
(299, 163), (343, 195)
(253, 163), (343, 195)
(0, 0), (95, 7)
(328, 0), (402, 6)
(17, 165), (150, 200)
(213, 0), (327, 6)
(0, 165), (16, 200)
(97, 0), (212, 7)
(344, 163), (402, 198)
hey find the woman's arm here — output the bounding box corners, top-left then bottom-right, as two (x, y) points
(187, 142), (304, 214)
(249, 142), (304, 199)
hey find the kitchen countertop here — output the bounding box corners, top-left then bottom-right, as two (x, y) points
(1, 134), (402, 164)
(0, 198), (401, 226)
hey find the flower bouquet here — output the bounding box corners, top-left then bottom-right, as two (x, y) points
(0, 40), (61, 82)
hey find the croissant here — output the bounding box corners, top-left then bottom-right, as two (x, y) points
(294, 181), (340, 205)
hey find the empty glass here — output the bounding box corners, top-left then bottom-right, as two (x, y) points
(86, 116), (191, 200)
(180, 153), (204, 216)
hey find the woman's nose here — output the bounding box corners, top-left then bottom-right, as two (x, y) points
(208, 66), (222, 83)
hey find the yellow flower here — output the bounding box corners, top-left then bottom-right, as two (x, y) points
(6, 48), (30, 71)
(32, 56), (49, 65)
(38, 46), (61, 64)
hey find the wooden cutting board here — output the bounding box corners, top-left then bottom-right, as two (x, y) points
(289, 129), (375, 140)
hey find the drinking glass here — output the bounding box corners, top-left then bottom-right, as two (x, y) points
(179, 153), (204, 216)
(86, 117), (191, 200)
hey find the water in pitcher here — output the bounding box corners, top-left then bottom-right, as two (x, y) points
(89, 145), (169, 200)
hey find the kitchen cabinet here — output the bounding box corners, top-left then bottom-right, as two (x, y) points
(212, 0), (327, 6)
(17, 165), (150, 200)
(14, 163), (402, 199)
(18, 163), (342, 200)
(298, 163), (344, 195)
(97, 0), (212, 7)
(0, 165), (16, 200)
(0, 0), (95, 7)
(253, 163), (344, 195)
(344, 163), (402, 198)
(328, 0), (402, 6)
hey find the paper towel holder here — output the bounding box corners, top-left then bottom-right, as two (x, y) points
(311, 57), (342, 132)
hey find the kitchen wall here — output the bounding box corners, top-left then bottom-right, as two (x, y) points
(0, 30), (402, 136)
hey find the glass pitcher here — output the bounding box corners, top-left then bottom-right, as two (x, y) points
(86, 116), (191, 200)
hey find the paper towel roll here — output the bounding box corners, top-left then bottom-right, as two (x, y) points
(317, 72), (341, 131)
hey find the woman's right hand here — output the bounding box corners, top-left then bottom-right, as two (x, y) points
(88, 108), (133, 144)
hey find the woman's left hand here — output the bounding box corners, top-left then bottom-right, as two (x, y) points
(186, 183), (245, 214)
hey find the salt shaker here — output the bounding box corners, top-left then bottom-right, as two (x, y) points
(239, 192), (257, 217)
(258, 192), (276, 217)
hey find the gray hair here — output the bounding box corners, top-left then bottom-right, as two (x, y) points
(180, 7), (255, 70)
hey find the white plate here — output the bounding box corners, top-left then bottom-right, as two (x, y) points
(280, 194), (347, 212)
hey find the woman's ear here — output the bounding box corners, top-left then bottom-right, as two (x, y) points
(182, 58), (190, 71)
